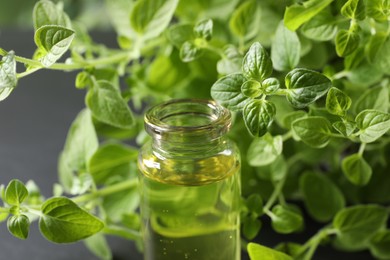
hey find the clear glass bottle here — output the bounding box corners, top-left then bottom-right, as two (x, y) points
(138, 99), (241, 260)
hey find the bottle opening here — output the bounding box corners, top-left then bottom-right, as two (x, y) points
(144, 99), (231, 139)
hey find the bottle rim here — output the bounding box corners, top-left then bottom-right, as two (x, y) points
(144, 99), (231, 138)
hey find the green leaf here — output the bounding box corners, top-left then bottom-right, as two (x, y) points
(217, 45), (242, 75)
(247, 134), (283, 166)
(354, 86), (389, 113)
(271, 156), (287, 183)
(366, 32), (388, 64)
(86, 80), (134, 129)
(332, 121), (356, 137)
(366, 0), (390, 22)
(373, 37), (390, 73)
(179, 41), (204, 62)
(271, 205), (303, 234)
(335, 29), (360, 57)
(285, 68), (332, 108)
(333, 205), (388, 246)
(369, 230), (390, 260)
(300, 10), (338, 41)
(33, 0), (71, 30)
(130, 0), (179, 40)
(4, 179), (28, 206)
(58, 109), (98, 193)
(104, 0), (136, 39)
(281, 111), (308, 129)
(194, 19), (213, 41)
(246, 194), (263, 216)
(271, 21), (301, 71)
(341, 0), (366, 20)
(34, 25), (75, 67)
(342, 153), (372, 186)
(262, 78), (280, 94)
(88, 143), (138, 184)
(166, 24), (194, 49)
(356, 109), (390, 143)
(7, 215), (30, 240)
(0, 51), (17, 101)
(242, 42), (273, 81)
(241, 80), (262, 98)
(300, 172), (345, 222)
(292, 116), (332, 148)
(39, 197), (104, 243)
(243, 216), (262, 240)
(243, 99), (276, 137)
(75, 71), (91, 89)
(229, 0), (260, 40)
(248, 242), (293, 260)
(325, 87), (352, 116)
(284, 0), (334, 31)
(211, 73), (248, 111)
(84, 233), (112, 260)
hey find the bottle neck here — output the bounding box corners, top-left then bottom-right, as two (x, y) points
(144, 99), (232, 157)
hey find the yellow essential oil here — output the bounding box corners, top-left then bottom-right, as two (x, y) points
(138, 99), (241, 260)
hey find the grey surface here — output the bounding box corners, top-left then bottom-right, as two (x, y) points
(0, 29), (142, 260)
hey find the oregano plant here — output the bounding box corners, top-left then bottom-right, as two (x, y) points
(1, 0), (390, 259)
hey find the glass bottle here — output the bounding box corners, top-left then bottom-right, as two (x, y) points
(138, 99), (241, 260)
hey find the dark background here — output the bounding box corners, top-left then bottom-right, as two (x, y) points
(0, 30), (374, 260)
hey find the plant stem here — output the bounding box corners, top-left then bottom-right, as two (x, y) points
(358, 142), (366, 156)
(263, 175), (287, 212)
(103, 225), (141, 241)
(72, 178), (138, 204)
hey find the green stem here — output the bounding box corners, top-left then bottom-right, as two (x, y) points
(282, 131), (293, 142)
(72, 178), (138, 204)
(297, 228), (337, 259)
(103, 225), (141, 241)
(358, 142), (366, 156)
(17, 67), (41, 78)
(263, 175), (287, 212)
(204, 45), (226, 58)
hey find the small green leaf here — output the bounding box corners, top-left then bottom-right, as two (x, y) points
(7, 215), (30, 240)
(243, 216), (262, 240)
(354, 86), (389, 113)
(84, 233), (112, 260)
(335, 29), (360, 57)
(229, 0), (260, 40)
(333, 205), (388, 246)
(366, 0), (390, 22)
(373, 37), (390, 74)
(0, 51), (17, 101)
(211, 73), (248, 111)
(301, 10), (338, 41)
(4, 179), (28, 206)
(342, 153), (372, 186)
(242, 42), (273, 81)
(282, 111), (308, 129)
(271, 22), (301, 71)
(300, 172), (345, 222)
(33, 0), (71, 30)
(75, 71), (91, 89)
(39, 197), (104, 243)
(285, 68), (332, 108)
(341, 0), (366, 20)
(243, 99), (276, 137)
(86, 80), (134, 129)
(88, 143), (138, 184)
(194, 19), (213, 41)
(247, 134), (283, 166)
(284, 0), (334, 31)
(292, 116), (332, 148)
(130, 0), (179, 40)
(325, 87), (352, 116)
(356, 109), (390, 143)
(179, 41), (204, 62)
(246, 194), (263, 216)
(366, 32), (388, 64)
(34, 25), (75, 67)
(271, 205), (303, 234)
(262, 78), (280, 94)
(217, 45), (242, 75)
(248, 242), (293, 260)
(271, 156), (287, 183)
(166, 24), (194, 49)
(369, 230), (390, 260)
(332, 121), (356, 137)
(241, 80), (262, 98)
(58, 109), (98, 193)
